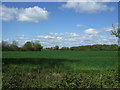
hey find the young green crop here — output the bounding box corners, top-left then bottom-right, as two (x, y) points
(2, 51), (119, 88)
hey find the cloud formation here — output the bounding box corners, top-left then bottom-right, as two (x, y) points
(17, 6), (48, 22)
(0, 5), (49, 22)
(61, 2), (114, 13)
(84, 28), (99, 35)
(0, 5), (18, 21)
(34, 32), (118, 47)
(3, 24), (117, 48)
(11, 30), (117, 48)
(76, 24), (86, 28)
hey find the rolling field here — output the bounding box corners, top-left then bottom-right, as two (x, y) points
(2, 51), (120, 88)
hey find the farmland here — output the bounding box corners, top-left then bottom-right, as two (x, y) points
(2, 51), (120, 88)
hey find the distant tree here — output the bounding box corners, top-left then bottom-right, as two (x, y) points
(61, 47), (69, 50)
(54, 45), (59, 50)
(9, 44), (19, 51)
(12, 40), (18, 46)
(9, 41), (19, 51)
(45, 47), (53, 51)
(22, 41), (33, 51)
(34, 43), (43, 51)
(2, 40), (10, 51)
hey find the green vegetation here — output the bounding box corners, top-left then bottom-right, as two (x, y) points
(1, 40), (118, 51)
(2, 51), (119, 88)
(2, 41), (43, 51)
(111, 24), (120, 38)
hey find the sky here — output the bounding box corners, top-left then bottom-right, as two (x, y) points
(1, 2), (119, 48)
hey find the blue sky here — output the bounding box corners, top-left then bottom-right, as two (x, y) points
(1, 2), (118, 47)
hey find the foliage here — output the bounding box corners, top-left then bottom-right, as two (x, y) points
(70, 44), (118, 51)
(2, 51), (119, 88)
(111, 24), (120, 50)
(22, 41), (34, 51)
(52, 45), (59, 50)
(2, 40), (118, 51)
(9, 44), (19, 51)
(60, 47), (70, 50)
(2, 40), (43, 51)
(33, 43), (43, 51)
(2, 40), (10, 51)
(56, 72), (119, 88)
(111, 24), (120, 38)
(2, 69), (119, 88)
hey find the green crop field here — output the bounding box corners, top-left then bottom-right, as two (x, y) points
(2, 51), (120, 88)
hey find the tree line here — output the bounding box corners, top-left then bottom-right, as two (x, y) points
(2, 41), (43, 51)
(1, 40), (119, 51)
(1, 24), (120, 51)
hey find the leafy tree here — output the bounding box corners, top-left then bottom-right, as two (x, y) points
(12, 40), (18, 46)
(9, 44), (19, 51)
(2, 40), (10, 51)
(9, 41), (19, 51)
(111, 24), (120, 38)
(61, 47), (69, 50)
(54, 45), (59, 50)
(22, 41), (33, 51)
(45, 47), (53, 51)
(34, 43), (43, 51)
(111, 24), (120, 50)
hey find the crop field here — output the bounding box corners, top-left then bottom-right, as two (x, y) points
(2, 51), (120, 88)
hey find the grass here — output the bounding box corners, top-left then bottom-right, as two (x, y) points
(2, 51), (120, 88)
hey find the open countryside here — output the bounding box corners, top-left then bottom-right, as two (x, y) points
(2, 2), (120, 89)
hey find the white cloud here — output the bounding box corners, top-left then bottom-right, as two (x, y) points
(33, 32), (117, 47)
(61, 2), (114, 13)
(0, 5), (18, 21)
(17, 35), (27, 40)
(83, 24), (118, 35)
(84, 28), (99, 35)
(103, 27), (113, 32)
(13, 25), (118, 47)
(0, 5), (49, 22)
(102, 23), (118, 32)
(17, 6), (48, 22)
(76, 24), (86, 28)
(3, 32), (118, 48)
(36, 35), (55, 39)
(57, 37), (62, 39)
